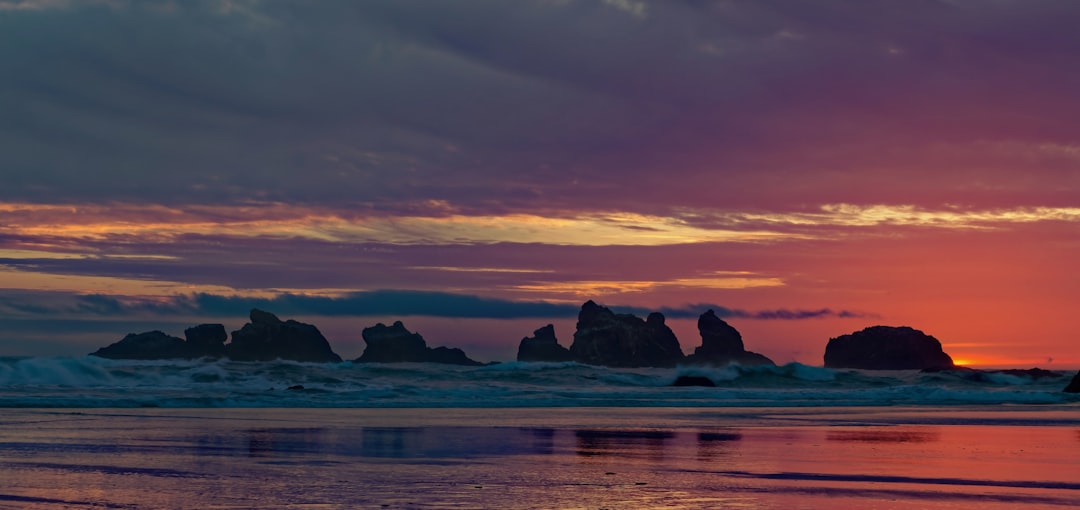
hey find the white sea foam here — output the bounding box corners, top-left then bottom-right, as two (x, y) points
(0, 356), (1076, 408)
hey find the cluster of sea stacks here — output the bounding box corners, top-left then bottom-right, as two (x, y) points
(91, 300), (1080, 393)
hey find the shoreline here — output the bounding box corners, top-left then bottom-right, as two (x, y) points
(2, 406), (1079, 508)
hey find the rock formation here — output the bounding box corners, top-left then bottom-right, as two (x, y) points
(671, 375), (716, 387)
(685, 310), (775, 366)
(225, 309), (342, 363)
(516, 324), (573, 362)
(1065, 371), (1080, 393)
(356, 321), (480, 365)
(183, 323), (227, 358)
(91, 324), (228, 360)
(91, 331), (191, 360)
(567, 301), (684, 367)
(824, 326), (954, 370)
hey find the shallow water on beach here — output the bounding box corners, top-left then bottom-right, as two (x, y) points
(1, 407), (1079, 509)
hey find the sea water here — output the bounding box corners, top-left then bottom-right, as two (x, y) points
(3, 357), (1080, 508)
(1, 356), (1076, 408)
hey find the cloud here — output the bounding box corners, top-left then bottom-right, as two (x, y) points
(0, 289), (874, 322)
(683, 204), (1080, 231)
(0, 201), (802, 246)
(1, 1), (1079, 211)
(0, 0), (119, 11)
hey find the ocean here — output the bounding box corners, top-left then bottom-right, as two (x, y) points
(2, 357), (1080, 508)
(0, 356), (1076, 408)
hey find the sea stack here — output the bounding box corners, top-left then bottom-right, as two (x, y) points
(91, 331), (192, 360)
(91, 324), (228, 360)
(516, 324), (573, 362)
(226, 309), (342, 363)
(824, 326), (954, 370)
(685, 310), (774, 366)
(356, 321), (481, 365)
(567, 301), (684, 367)
(183, 323), (228, 358)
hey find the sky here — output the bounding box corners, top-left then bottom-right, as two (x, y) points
(1, 0), (1079, 367)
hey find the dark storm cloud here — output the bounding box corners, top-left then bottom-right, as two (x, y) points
(3, 0), (1080, 210)
(0, 289), (872, 321)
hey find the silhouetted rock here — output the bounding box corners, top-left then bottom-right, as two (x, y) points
(568, 301), (684, 367)
(91, 324), (230, 360)
(356, 321), (481, 365)
(1065, 371), (1080, 393)
(824, 326), (954, 370)
(671, 375), (716, 387)
(184, 324), (227, 358)
(427, 346), (480, 365)
(684, 310), (775, 366)
(517, 324), (573, 362)
(90, 331), (190, 360)
(696, 310), (744, 355)
(226, 309), (342, 363)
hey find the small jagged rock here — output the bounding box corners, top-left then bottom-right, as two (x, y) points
(671, 375), (716, 387)
(226, 309), (342, 363)
(517, 324), (573, 362)
(427, 346), (480, 365)
(824, 326), (954, 370)
(90, 331), (190, 360)
(356, 321), (480, 365)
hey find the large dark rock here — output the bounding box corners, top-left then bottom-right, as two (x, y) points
(356, 321), (481, 365)
(1065, 371), (1080, 393)
(516, 324), (573, 362)
(226, 309), (342, 363)
(90, 331), (190, 360)
(184, 324), (227, 358)
(91, 324), (229, 360)
(567, 301), (684, 367)
(824, 326), (954, 370)
(685, 310), (775, 366)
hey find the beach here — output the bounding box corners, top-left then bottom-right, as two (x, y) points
(2, 406), (1078, 509)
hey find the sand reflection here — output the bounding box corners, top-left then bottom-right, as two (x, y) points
(696, 431), (742, 460)
(575, 430), (676, 462)
(826, 429), (940, 443)
(3, 409), (1080, 509)
(232, 426), (575, 459)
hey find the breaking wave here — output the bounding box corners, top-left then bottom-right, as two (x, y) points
(0, 356), (1076, 408)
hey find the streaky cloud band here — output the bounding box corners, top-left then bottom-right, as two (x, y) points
(0, 289), (875, 321)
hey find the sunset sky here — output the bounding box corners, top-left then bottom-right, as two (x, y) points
(2, 0), (1079, 367)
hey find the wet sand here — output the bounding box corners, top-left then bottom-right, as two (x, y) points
(1, 407), (1079, 509)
